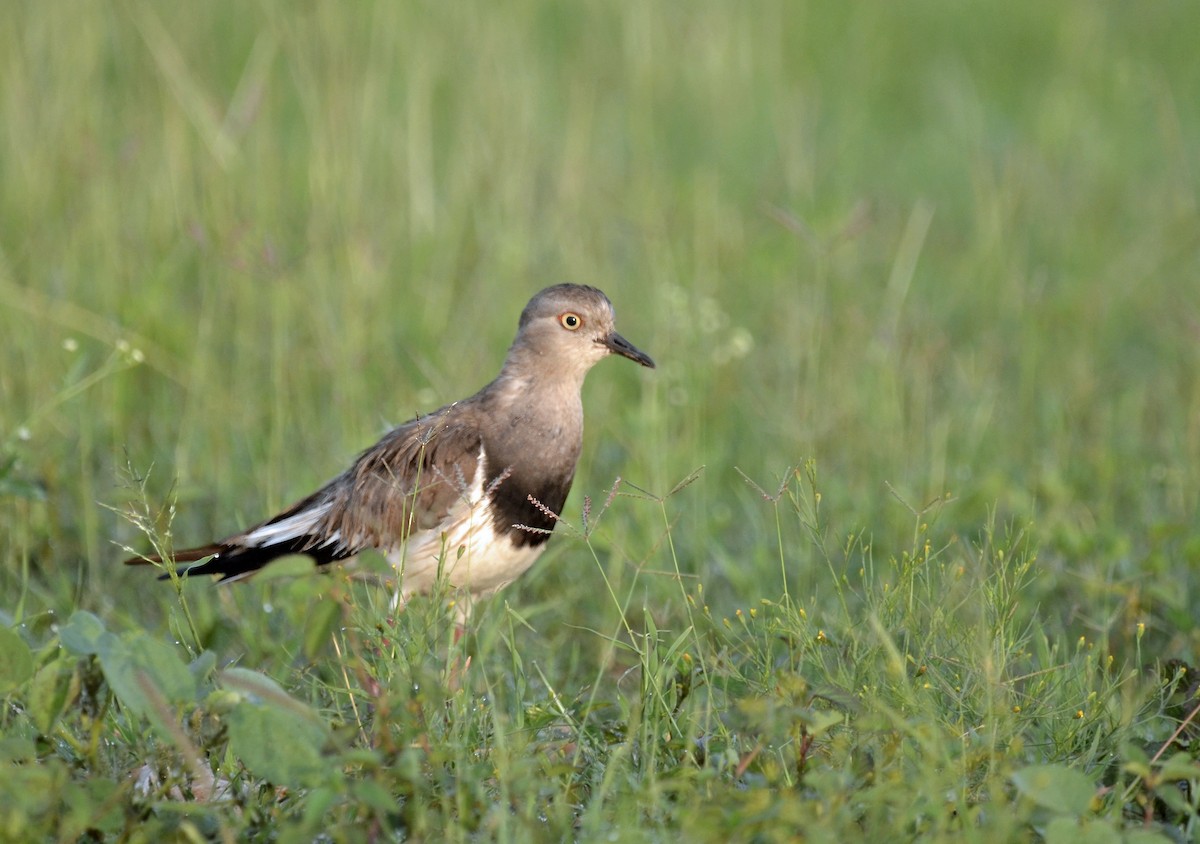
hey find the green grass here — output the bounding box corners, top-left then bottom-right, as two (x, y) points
(3, 1), (1200, 840)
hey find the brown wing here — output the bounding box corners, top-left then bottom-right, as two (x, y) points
(308, 405), (485, 555)
(124, 405), (484, 581)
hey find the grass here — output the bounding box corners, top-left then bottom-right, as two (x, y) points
(2, 0), (1200, 840)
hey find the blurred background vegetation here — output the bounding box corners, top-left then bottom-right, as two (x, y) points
(4, 0), (1196, 646)
(1, 1), (1199, 837)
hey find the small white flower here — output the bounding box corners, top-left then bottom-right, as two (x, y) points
(63, 337), (79, 352)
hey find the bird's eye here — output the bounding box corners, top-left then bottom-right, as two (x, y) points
(559, 313), (582, 330)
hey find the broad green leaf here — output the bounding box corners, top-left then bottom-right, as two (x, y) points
(1044, 817), (1121, 844)
(0, 625), (34, 694)
(188, 649), (217, 683)
(225, 700), (329, 788)
(96, 631), (196, 725)
(59, 611), (107, 656)
(27, 656), (78, 733)
(220, 666), (292, 705)
(1123, 830), (1175, 844)
(1120, 742), (1150, 766)
(303, 596), (342, 660)
(1011, 764), (1096, 816)
(219, 667), (329, 728)
(219, 668), (332, 787)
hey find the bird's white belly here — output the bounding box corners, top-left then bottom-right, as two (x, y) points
(388, 514), (545, 604)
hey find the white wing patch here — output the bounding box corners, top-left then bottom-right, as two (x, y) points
(243, 501), (333, 548)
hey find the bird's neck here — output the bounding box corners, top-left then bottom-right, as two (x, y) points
(479, 366), (585, 473)
(496, 348), (590, 399)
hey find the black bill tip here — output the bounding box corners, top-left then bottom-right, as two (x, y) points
(602, 331), (655, 368)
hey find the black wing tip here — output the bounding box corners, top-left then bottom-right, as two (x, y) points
(149, 540), (352, 583)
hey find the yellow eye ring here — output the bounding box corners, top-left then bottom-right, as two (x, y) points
(559, 312), (582, 330)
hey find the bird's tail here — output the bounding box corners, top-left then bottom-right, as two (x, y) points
(123, 487), (353, 582)
(124, 537), (345, 583)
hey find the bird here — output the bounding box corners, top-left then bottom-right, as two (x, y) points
(125, 284), (655, 616)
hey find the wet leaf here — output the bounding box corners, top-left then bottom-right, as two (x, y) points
(226, 699), (330, 788)
(96, 631), (196, 724)
(304, 596), (342, 660)
(0, 626), (34, 694)
(1044, 816), (1121, 844)
(59, 611), (107, 656)
(28, 655), (78, 733)
(1011, 764), (1096, 816)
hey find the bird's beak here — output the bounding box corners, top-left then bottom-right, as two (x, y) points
(602, 331), (655, 368)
